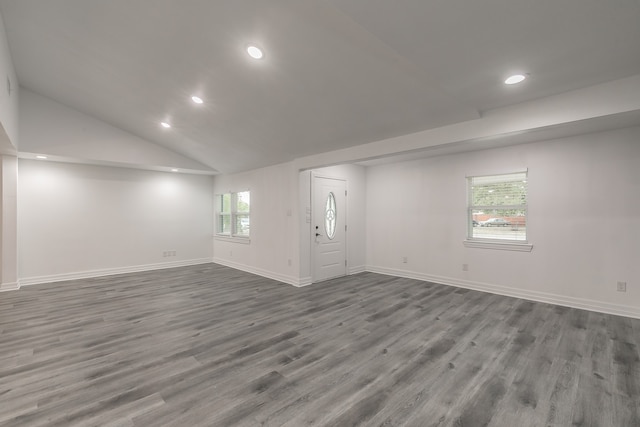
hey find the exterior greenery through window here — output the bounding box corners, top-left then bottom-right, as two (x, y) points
(217, 191), (250, 238)
(468, 172), (527, 242)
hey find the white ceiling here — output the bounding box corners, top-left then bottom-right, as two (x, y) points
(1, 0), (640, 174)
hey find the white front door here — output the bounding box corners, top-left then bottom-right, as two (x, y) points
(313, 176), (347, 282)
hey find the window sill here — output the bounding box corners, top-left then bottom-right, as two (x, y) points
(463, 239), (533, 252)
(215, 235), (251, 244)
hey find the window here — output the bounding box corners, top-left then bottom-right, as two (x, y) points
(216, 191), (250, 239)
(467, 172), (530, 249)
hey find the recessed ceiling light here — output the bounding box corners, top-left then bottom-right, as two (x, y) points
(161, 122), (171, 128)
(36, 155), (47, 159)
(247, 45), (264, 59)
(191, 96), (203, 104)
(505, 74), (527, 85)
(171, 168), (178, 172)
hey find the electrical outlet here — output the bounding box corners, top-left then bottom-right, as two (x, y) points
(617, 281), (627, 292)
(462, 264), (469, 271)
(402, 256), (408, 264)
(288, 259), (292, 266)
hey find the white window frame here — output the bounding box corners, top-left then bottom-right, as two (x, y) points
(215, 191), (250, 243)
(463, 171), (532, 252)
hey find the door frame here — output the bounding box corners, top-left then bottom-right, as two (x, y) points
(310, 172), (348, 283)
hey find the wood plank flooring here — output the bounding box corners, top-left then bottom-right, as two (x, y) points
(1, 263), (639, 426)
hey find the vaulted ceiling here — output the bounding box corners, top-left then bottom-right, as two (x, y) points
(1, 0), (640, 174)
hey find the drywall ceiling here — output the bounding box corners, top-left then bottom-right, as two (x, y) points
(1, 0), (639, 174)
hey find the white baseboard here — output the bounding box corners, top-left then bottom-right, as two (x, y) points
(366, 265), (640, 320)
(349, 265), (366, 275)
(297, 276), (313, 287)
(0, 281), (20, 292)
(15, 257), (636, 319)
(212, 257), (302, 287)
(19, 258), (213, 287)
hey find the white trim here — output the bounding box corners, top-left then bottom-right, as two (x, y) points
(298, 276), (313, 287)
(214, 235), (251, 244)
(465, 169), (528, 180)
(19, 258), (213, 287)
(311, 173), (349, 181)
(212, 257), (301, 287)
(365, 265), (640, 320)
(349, 265), (366, 275)
(0, 281), (20, 292)
(463, 240), (533, 252)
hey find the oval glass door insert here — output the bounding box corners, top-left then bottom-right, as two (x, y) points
(325, 192), (337, 240)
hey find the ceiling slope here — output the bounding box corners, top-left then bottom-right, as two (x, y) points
(19, 89), (217, 174)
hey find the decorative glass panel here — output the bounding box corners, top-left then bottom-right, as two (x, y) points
(324, 192), (337, 240)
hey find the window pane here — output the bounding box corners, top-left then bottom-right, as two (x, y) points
(470, 173), (527, 208)
(218, 214), (231, 234)
(220, 193), (231, 213)
(471, 209), (526, 241)
(469, 172), (527, 242)
(235, 214), (250, 236)
(237, 191), (250, 213)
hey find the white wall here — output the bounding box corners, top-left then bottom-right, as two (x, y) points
(212, 162), (366, 286)
(0, 9), (18, 150)
(0, 155), (17, 289)
(18, 160), (213, 283)
(365, 127), (640, 317)
(0, 11), (19, 289)
(212, 162), (300, 285)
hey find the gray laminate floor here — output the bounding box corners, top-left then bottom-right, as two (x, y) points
(1, 263), (639, 426)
